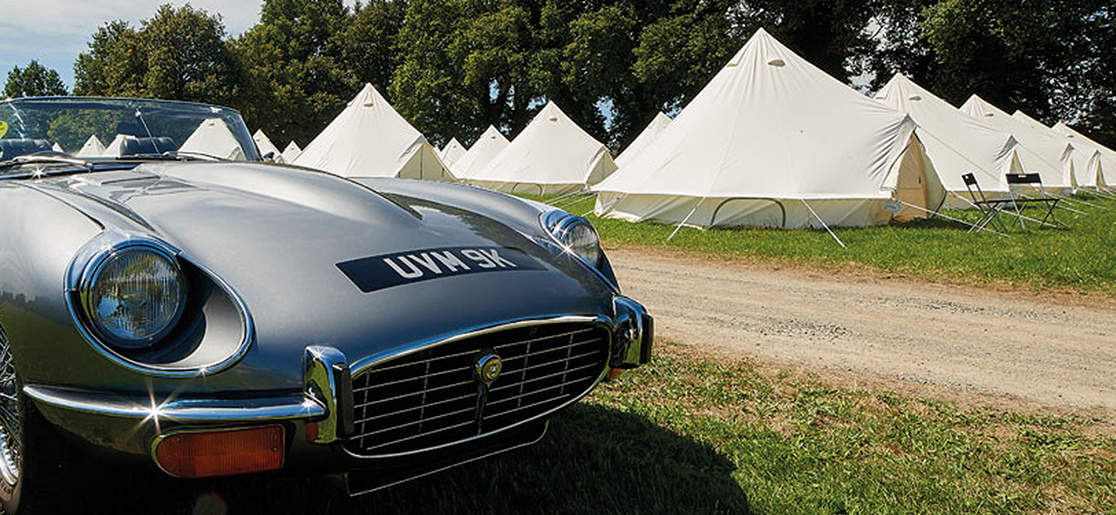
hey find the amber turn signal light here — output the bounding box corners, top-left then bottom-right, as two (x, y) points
(155, 425), (285, 478)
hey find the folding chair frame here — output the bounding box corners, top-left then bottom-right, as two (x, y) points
(1004, 173), (1060, 229)
(961, 173), (1009, 233)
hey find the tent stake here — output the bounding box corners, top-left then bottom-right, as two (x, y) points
(800, 199), (846, 248)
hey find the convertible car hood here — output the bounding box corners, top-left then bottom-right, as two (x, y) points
(33, 162), (612, 388)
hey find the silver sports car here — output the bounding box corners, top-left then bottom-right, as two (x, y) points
(0, 97), (652, 513)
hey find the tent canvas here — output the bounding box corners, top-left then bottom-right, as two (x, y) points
(615, 112), (672, 168)
(451, 125), (509, 180)
(875, 73), (1021, 207)
(1052, 122), (1116, 188)
(253, 129), (283, 162)
(294, 83), (454, 181)
(960, 96), (1075, 192)
(181, 118), (246, 160)
(438, 137), (467, 167)
(103, 134), (130, 157)
(468, 101), (616, 195)
(1013, 111), (1099, 189)
(76, 135), (105, 157)
(282, 141), (302, 163)
(594, 28), (945, 229)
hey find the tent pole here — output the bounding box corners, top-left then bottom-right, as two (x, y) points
(800, 199), (846, 248)
(1019, 193), (1086, 214)
(1051, 194), (1105, 210)
(948, 191), (982, 209)
(667, 199), (705, 242)
(549, 188), (588, 206)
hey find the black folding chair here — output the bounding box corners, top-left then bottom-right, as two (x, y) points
(1004, 173), (1060, 229)
(962, 173), (1009, 232)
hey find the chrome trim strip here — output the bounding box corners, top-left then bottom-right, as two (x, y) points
(23, 385), (324, 423)
(612, 296), (647, 368)
(303, 346), (352, 444)
(62, 227), (256, 378)
(349, 315), (607, 376)
(344, 422), (549, 496)
(343, 315), (611, 460)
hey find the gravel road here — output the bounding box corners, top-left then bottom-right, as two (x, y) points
(610, 247), (1116, 413)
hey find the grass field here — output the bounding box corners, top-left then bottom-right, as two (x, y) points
(550, 192), (1116, 294)
(116, 342), (1114, 514)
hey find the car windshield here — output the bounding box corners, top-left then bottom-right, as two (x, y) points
(0, 97), (260, 168)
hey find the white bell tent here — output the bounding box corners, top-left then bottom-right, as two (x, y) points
(615, 112), (672, 168)
(467, 101), (616, 195)
(253, 129), (283, 162)
(875, 73), (1022, 207)
(594, 28), (945, 230)
(180, 118), (246, 160)
(438, 138), (467, 167)
(282, 141), (302, 163)
(451, 125), (510, 180)
(960, 96), (1075, 193)
(1013, 111), (1099, 189)
(103, 134), (130, 157)
(76, 135), (106, 157)
(1052, 122), (1116, 188)
(294, 84), (454, 181)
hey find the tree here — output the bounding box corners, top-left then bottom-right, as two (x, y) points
(389, 0), (469, 146)
(341, 1), (409, 91)
(922, 0), (1113, 127)
(235, 0), (357, 146)
(73, 5), (241, 106)
(4, 60), (68, 98)
(849, 0), (937, 92)
(141, 5), (242, 103)
(73, 20), (147, 97)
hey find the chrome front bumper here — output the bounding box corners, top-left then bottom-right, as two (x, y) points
(24, 299), (654, 477)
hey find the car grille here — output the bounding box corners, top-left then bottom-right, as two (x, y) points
(345, 322), (610, 456)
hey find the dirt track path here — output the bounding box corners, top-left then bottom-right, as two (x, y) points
(610, 247), (1116, 413)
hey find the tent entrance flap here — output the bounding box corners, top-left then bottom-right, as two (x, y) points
(891, 134), (945, 222)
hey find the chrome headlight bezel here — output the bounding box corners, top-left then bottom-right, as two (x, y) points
(541, 210), (602, 268)
(76, 240), (188, 351)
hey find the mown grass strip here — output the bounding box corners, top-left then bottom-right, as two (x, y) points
(552, 193), (1116, 294)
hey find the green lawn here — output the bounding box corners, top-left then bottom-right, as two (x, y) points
(550, 192), (1116, 294)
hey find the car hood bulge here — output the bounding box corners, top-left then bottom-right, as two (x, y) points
(37, 162), (613, 388)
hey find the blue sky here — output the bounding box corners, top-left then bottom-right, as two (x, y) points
(0, 1), (356, 91)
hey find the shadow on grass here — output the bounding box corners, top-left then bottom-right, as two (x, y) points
(89, 404), (750, 514)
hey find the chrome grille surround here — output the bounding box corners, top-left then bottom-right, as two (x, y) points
(344, 316), (611, 458)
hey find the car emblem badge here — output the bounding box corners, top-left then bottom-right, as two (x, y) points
(474, 353), (503, 386)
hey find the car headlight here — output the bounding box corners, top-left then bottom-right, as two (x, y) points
(80, 244), (188, 349)
(542, 210), (602, 267)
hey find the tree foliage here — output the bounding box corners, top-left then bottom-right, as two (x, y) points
(4, 60), (68, 98)
(68, 0), (1116, 150)
(236, 0), (358, 145)
(73, 6), (241, 106)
